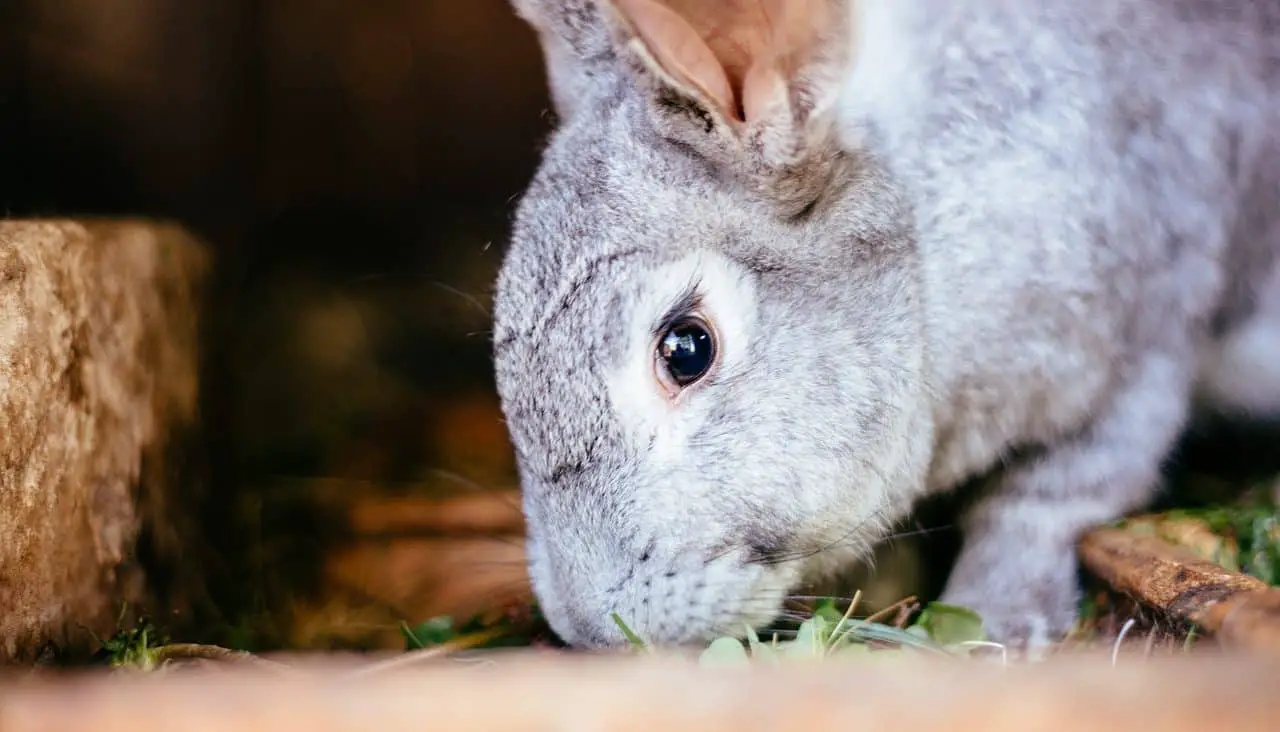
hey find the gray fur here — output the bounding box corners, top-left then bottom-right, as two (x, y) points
(491, 0), (1280, 652)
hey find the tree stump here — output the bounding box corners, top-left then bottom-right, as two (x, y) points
(0, 220), (208, 663)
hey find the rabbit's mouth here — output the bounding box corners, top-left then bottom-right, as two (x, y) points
(530, 539), (804, 650)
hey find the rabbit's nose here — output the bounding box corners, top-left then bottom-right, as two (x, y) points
(559, 600), (630, 649)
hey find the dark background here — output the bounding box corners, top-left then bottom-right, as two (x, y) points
(0, 1), (552, 478)
(2, 0), (556, 650)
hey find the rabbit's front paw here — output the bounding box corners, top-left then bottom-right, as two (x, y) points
(958, 598), (1077, 661)
(939, 587), (1079, 661)
(939, 535), (1082, 660)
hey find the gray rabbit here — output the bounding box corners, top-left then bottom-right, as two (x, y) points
(490, 0), (1280, 654)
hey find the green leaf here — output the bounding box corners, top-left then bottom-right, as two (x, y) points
(915, 603), (987, 646)
(743, 625), (778, 664)
(700, 637), (750, 667)
(401, 616), (456, 650)
(610, 613), (648, 650)
(785, 617), (827, 660)
(1247, 514), (1280, 585)
(1182, 625), (1199, 652)
(811, 598), (845, 626)
(828, 645), (921, 665)
(751, 641), (779, 664)
(843, 622), (949, 655)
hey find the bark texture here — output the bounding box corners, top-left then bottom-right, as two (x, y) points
(1078, 527), (1280, 653)
(0, 220), (208, 663)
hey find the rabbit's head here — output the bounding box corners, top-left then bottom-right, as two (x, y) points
(494, 0), (931, 648)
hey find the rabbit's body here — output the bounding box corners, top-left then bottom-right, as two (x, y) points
(493, 0), (1280, 652)
(852, 0), (1280, 482)
(843, 0), (1280, 644)
(847, 0), (1280, 490)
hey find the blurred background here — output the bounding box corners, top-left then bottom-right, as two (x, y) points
(4, 0), (1274, 656)
(1, 0), (559, 651)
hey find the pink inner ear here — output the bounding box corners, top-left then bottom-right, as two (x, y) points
(741, 60), (787, 124)
(612, 0), (741, 121)
(611, 0), (834, 125)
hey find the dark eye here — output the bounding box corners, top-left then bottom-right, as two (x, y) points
(659, 318), (716, 387)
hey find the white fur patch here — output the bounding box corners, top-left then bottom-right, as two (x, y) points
(604, 250), (759, 466)
(1197, 264), (1280, 417)
(837, 0), (920, 150)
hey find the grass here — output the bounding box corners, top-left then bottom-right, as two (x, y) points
(80, 586), (1204, 674)
(689, 597), (1003, 667)
(1117, 502), (1280, 586)
(384, 494), (1279, 667)
(81, 491), (1277, 674)
(390, 592), (1003, 667)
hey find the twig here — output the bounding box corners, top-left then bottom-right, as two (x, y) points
(345, 628), (505, 678)
(860, 596), (920, 628)
(146, 644), (293, 673)
(826, 590), (863, 654)
(1079, 527), (1280, 655)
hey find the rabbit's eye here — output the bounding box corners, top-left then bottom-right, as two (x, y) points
(659, 318), (716, 387)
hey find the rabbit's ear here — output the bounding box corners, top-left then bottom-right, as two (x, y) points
(603, 0), (738, 122)
(511, 0), (618, 121)
(600, 0), (851, 213)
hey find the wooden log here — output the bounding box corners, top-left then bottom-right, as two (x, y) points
(0, 220), (208, 663)
(1197, 587), (1280, 654)
(344, 489), (525, 537)
(320, 534), (530, 647)
(1, 652), (1278, 731)
(1078, 527), (1280, 652)
(318, 489), (529, 648)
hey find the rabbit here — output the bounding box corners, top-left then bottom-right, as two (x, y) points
(489, 0), (1280, 654)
